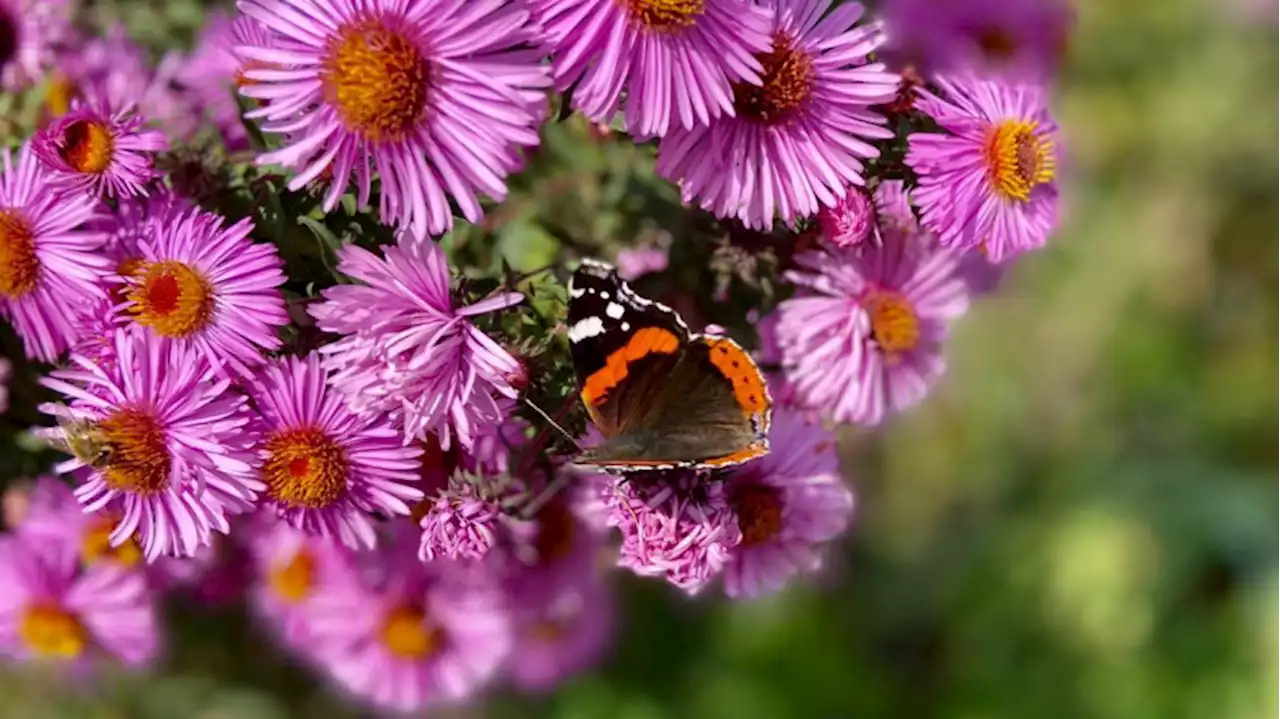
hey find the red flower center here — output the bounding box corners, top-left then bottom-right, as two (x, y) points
(624, 0), (705, 31)
(262, 426), (349, 509)
(0, 209), (38, 299)
(732, 482), (783, 546)
(58, 119), (115, 174)
(128, 260), (216, 338)
(322, 19), (429, 143)
(733, 31), (816, 125)
(534, 498), (577, 565)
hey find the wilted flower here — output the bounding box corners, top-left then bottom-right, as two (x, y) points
(32, 100), (168, 199)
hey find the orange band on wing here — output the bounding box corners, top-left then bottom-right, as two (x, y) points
(696, 441), (770, 469)
(703, 337), (770, 421)
(581, 327), (680, 407)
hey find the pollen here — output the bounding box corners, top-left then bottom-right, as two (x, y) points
(624, 0), (705, 31)
(19, 603), (88, 659)
(127, 260), (216, 338)
(97, 407), (172, 495)
(261, 426), (349, 510)
(380, 604), (444, 659)
(268, 548), (316, 604)
(45, 72), (77, 118)
(733, 31), (816, 125)
(863, 290), (920, 356)
(984, 119), (1056, 202)
(322, 19), (429, 143)
(81, 516), (143, 568)
(58, 119), (115, 174)
(732, 483), (783, 546)
(0, 209), (39, 299)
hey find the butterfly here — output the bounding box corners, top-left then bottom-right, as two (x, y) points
(565, 259), (772, 474)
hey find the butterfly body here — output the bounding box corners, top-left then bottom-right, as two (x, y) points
(566, 259), (771, 474)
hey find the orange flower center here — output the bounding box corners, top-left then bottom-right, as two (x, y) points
(623, 0), (705, 31)
(733, 31), (815, 125)
(58, 119), (115, 174)
(984, 120), (1056, 202)
(975, 25), (1018, 59)
(533, 499), (576, 565)
(81, 516), (143, 567)
(261, 427), (349, 509)
(732, 483), (783, 546)
(96, 407), (171, 495)
(0, 209), (38, 299)
(127, 260), (216, 338)
(268, 549), (316, 604)
(863, 290), (920, 355)
(380, 604), (444, 659)
(19, 603), (88, 659)
(321, 19), (429, 143)
(45, 72), (78, 118)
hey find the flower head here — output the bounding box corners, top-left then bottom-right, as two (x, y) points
(657, 0), (899, 229)
(32, 100), (168, 199)
(309, 236), (523, 451)
(39, 327), (263, 560)
(119, 206), (288, 377)
(0, 0), (70, 91)
(16, 476), (147, 573)
(176, 11), (262, 151)
(818, 185), (875, 248)
(249, 352), (425, 549)
(236, 0), (550, 238)
(0, 142), (111, 362)
(905, 75), (1061, 263)
(531, 0), (773, 137)
(506, 566), (614, 691)
(247, 519), (359, 651)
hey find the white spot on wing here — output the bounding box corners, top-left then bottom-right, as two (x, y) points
(569, 286), (585, 298)
(620, 321), (630, 331)
(600, 291), (610, 299)
(605, 302), (625, 319)
(568, 316), (605, 343)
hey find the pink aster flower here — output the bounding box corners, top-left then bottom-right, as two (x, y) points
(235, 0), (550, 239)
(32, 100), (168, 199)
(818, 185), (874, 248)
(530, 0), (773, 137)
(657, 0), (899, 230)
(0, 535), (159, 669)
(39, 327), (263, 561)
(16, 475), (149, 573)
(614, 238), (670, 280)
(607, 474), (742, 594)
(118, 206), (288, 378)
(306, 530), (513, 713)
(177, 11), (274, 151)
(507, 566), (614, 691)
(722, 407), (853, 598)
(247, 520), (359, 651)
(0, 0), (70, 91)
(0, 141), (111, 362)
(309, 236), (524, 451)
(774, 231), (970, 425)
(248, 352), (425, 549)
(905, 75), (1061, 263)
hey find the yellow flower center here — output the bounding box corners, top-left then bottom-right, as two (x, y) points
(380, 604), (443, 659)
(261, 427), (349, 510)
(533, 499), (576, 566)
(81, 516), (143, 568)
(268, 549), (316, 604)
(623, 0), (705, 31)
(0, 209), (38, 299)
(127, 260), (216, 338)
(58, 119), (115, 174)
(984, 120), (1056, 202)
(97, 407), (172, 495)
(863, 290), (920, 356)
(45, 72), (78, 118)
(19, 603), (88, 659)
(733, 32), (815, 125)
(321, 19), (429, 143)
(732, 483), (783, 546)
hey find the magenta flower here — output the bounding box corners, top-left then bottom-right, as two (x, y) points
(722, 406), (853, 598)
(247, 520), (359, 651)
(0, 0), (70, 91)
(507, 567), (614, 691)
(309, 236), (524, 451)
(32, 100), (168, 199)
(235, 0), (550, 238)
(818, 185), (875, 248)
(176, 11), (262, 151)
(0, 141), (111, 362)
(248, 352), (425, 549)
(905, 75), (1061, 263)
(614, 240), (670, 280)
(118, 206), (288, 378)
(0, 535), (159, 669)
(418, 486), (505, 563)
(16, 476), (148, 573)
(39, 327), (263, 560)
(530, 0), (772, 137)
(774, 232), (970, 425)
(657, 0), (899, 230)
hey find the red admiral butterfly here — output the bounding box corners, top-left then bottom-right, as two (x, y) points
(566, 259), (772, 473)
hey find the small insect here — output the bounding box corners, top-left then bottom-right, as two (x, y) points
(48, 414), (115, 470)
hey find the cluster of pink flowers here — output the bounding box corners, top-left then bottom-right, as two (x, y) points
(0, 0), (1071, 712)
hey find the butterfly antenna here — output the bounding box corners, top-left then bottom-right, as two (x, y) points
(521, 397), (582, 452)
(521, 471), (573, 519)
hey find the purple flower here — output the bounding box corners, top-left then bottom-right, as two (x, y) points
(0, 534), (159, 668)
(16, 476), (147, 572)
(119, 206), (289, 377)
(418, 486), (506, 563)
(905, 75), (1061, 263)
(607, 474), (742, 594)
(774, 231), (970, 425)
(247, 519), (359, 651)
(175, 11), (267, 151)
(39, 327), (263, 560)
(818, 185), (874, 248)
(614, 240), (670, 280)
(236, 0), (550, 238)
(722, 406), (853, 598)
(530, 0), (773, 137)
(249, 352), (425, 549)
(32, 100), (168, 199)
(506, 565), (613, 691)
(0, 141), (111, 362)
(309, 236), (524, 451)
(0, 0), (70, 91)
(657, 0), (899, 230)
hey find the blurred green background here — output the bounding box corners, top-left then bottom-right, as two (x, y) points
(0, 0), (1275, 717)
